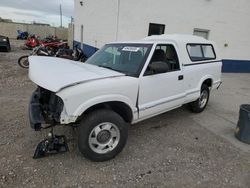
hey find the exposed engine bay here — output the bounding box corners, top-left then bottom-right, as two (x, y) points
(29, 86), (64, 131)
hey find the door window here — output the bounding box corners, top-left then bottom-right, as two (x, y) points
(144, 44), (180, 76)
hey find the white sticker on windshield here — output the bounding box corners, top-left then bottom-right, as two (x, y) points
(122, 47), (140, 52)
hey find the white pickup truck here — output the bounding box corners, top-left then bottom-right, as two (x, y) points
(29, 34), (222, 161)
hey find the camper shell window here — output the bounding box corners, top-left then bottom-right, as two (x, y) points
(187, 44), (216, 62)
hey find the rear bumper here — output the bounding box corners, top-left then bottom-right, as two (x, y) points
(212, 80), (222, 90)
(29, 90), (45, 130)
(216, 81), (222, 89)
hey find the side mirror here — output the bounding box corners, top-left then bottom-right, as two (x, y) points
(148, 61), (169, 74)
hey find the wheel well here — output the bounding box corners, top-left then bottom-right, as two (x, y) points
(203, 78), (212, 88)
(81, 101), (133, 123)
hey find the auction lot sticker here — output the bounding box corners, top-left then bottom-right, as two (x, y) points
(122, 47), (140, 52)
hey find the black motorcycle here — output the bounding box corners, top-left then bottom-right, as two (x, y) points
(18, 46), (88, 69)
(18, 46), (51, 68)
(56, 46), (88, 62)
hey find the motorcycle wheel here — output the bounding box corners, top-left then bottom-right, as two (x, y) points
(18, 56), (29, 69)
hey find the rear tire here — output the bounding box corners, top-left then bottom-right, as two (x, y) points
(78, 109), (128, 162)
(189, 84), (210, 113)
(18, 55), (29, 68)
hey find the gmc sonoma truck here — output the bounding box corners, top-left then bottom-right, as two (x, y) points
(29, 34), (222, 161)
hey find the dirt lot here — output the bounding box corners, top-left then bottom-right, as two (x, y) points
(0, 40), (250, 188)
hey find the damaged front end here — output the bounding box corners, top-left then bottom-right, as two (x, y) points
(29, 87), (64, 131)
(29, 87), (69, 159)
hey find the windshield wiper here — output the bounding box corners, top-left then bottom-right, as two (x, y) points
(98, 65), (129, 76)
(98, 65), (118, 72)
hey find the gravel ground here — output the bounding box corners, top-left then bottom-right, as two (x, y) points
(0, 40), (250, 188)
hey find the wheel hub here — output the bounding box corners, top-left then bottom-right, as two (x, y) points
(97, 130), (111, 143)
(199, 90), (208, 108)
(88, 122), (120, 154)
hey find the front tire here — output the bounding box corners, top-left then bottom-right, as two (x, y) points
(189, 84), (210, 113)
(78, 109), (128, 162)
(18, 55), (29, 68)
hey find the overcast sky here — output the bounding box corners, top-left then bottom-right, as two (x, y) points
(0, 0), (74, 27)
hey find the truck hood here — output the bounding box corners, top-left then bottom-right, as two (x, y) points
(28, 56), (125, 92)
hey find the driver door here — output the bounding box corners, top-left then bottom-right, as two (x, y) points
(138, 43), (185, 119)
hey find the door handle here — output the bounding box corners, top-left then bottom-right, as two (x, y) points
(178, 75), (184, 80)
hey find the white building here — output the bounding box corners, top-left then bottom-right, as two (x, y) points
(74, 0), (250, 72)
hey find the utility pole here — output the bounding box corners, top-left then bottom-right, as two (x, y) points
(115, 0), (121, 41)
(60, 4), (62, 27)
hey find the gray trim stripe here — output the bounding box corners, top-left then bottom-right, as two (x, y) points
(139, 90), (200, 111)
(186, 89), (200, 95)
(183, 60), (221, 67)
(139, 95), (185, 111)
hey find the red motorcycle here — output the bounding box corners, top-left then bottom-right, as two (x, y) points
(25, 35), (41, 49)
(25, 35), (68, 51)
(41, 41), (68, 54)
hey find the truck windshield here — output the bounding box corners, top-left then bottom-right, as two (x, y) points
(86, 43), (153, 76)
